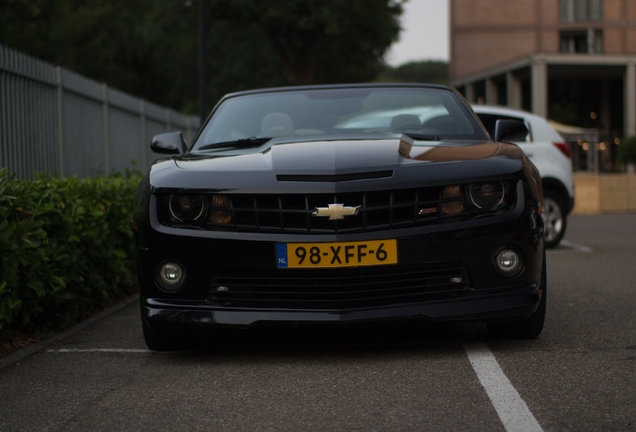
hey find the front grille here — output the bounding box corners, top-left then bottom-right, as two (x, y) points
(231, 189), (445, 233)
(207, 263), (471, 310)
(157, 180), (519, 234)
(157, 187), (472, 234)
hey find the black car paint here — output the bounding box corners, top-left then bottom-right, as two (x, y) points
(133, 84), (545, 347)
(135, 147), (543, 311)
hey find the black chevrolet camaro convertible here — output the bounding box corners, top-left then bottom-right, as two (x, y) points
(134, 84), (546, 350)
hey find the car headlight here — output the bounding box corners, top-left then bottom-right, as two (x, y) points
(440, 181), (513, 217)
(163, 193), (233, 227)
(169, 194), (207, 222)
(466, 181), (506, 212)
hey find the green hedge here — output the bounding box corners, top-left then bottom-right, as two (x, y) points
(0, 169), (140, 337)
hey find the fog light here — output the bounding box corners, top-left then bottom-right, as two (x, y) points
(494, 249), (523, 277)
(157, 261), (186, 291)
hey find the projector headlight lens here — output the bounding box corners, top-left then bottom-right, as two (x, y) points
(169, 194), (206, 222)
(467, 181), (506, 212)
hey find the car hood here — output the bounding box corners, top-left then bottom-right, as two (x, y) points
(149, 138), (524, 192)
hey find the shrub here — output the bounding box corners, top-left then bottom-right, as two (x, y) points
(0, 169), (140, 336)
(616, 136), (636, 167)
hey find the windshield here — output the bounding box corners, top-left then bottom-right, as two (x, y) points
(192, 87), (488, 151)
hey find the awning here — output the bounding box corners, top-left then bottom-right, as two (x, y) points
(547, 120), (597, 137)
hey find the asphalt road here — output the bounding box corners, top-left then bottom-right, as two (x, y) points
(1, 214), (635, 431)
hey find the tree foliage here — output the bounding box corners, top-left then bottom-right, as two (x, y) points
(1, 0), (200, 111)
(376, 60), (449, 85)
(0, 0), (404, 114)
(616, 136), (636, 166)
(210, 0), (403, 85)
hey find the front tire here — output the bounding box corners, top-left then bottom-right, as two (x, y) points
(142, 319), (200, 351)
(488, 253), (547, 339)
(542, 189), (567, 248)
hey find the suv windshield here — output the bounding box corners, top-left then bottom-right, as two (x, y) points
(192, 86), (488, 151)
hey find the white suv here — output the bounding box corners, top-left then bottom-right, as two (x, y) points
(471, 105), (574, 248)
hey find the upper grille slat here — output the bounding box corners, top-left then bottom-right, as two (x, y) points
(212, 187), (448, 234)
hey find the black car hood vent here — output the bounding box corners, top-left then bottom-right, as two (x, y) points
(277, 170), (393, 182)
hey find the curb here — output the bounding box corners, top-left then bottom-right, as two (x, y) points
(0, 293), (139, 371)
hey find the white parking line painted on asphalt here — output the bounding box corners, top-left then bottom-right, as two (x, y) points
(463, 341), (543, 432)
(49, 348), (150, 353)
(558, 240), (593, 252)
(547, 240), (593, 254)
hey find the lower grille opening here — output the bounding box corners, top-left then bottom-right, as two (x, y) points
(208, 263), (471, 310)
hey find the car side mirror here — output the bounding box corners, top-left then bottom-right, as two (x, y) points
(151, 132), (186, 155)
(494, 119), (529, 143)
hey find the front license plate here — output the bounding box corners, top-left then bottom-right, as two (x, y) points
(276, 240), (398, 268)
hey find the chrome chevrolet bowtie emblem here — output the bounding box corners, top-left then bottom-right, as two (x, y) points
(312, 204), (360, 220)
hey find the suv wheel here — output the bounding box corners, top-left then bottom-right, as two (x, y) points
(542, 189), (567, 249)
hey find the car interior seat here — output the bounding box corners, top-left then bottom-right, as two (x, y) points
(421, 115), (460, 133)
(390, 114), (422, 131)
(261, 113), (294, 137)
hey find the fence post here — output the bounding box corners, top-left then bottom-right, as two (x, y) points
(140, 99), (147, 174)
(0, 46), (5, 170)
(186, 117), (192, 145)
(102, 83), (109, 175)
(56, 66), (64, 178)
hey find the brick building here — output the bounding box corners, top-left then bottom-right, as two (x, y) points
(450, 0), (636, 145)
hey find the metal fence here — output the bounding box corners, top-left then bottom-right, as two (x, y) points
(0, 43), (200, 179)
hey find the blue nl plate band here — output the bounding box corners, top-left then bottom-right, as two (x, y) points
(276, 243), (289, 268)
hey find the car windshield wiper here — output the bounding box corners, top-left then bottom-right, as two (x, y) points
(198, 137), (272, 150)
(401, 133), (441, 141)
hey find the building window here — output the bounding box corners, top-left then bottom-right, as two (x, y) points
(559, 0), (603, 22)
(560, 29), (603, 53)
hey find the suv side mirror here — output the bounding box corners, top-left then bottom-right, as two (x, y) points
(494, 119), (529, 143)
(151, 132), (186, 155)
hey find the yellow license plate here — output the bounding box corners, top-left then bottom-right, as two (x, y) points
(276, 240), (398, 268)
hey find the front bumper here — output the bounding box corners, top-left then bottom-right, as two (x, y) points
(137, 185), (545, 331)
(141, 282), (541, 329)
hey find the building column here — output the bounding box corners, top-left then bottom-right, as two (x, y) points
(626, 61), (636, 137)
(465, 83), (475, 104)
(506, 72), (522, 109)
(531, 56), (548, 118)
(485, 78), (498, 105)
